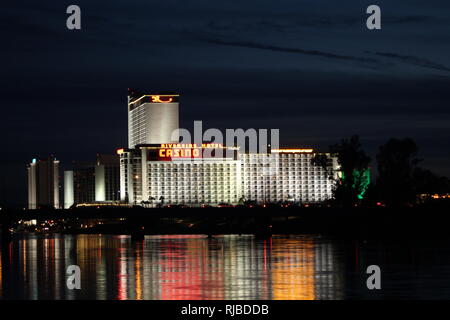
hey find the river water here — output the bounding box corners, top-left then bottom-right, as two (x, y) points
(1, 234), (450, 299)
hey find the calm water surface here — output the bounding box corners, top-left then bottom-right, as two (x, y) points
(1, 234), (450, 299)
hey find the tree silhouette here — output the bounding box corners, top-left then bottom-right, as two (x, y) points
(312, 135), (370, 207)
(413, 168), (450, 197)
(376, 138), (420, 207)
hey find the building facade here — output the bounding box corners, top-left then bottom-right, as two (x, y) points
(119, 144), (241, 205)
(64, 154), (120, 208)
(95, 154), (120, 202)
(128, 89), (179, 148)
(64, 162), (96, 208)
(119, 144), (338, 206)
(27, 157), (60, 209)
(241, 150), (338, 204)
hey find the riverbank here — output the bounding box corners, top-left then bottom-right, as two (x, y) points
(2, 204), (450, 240)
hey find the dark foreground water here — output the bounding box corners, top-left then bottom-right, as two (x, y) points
(1, 234), (450, 299)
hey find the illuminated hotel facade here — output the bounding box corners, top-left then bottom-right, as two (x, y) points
(119, 144), (242, 205)
(119, 144), (338, 206)
(120, 91), (339, 206)
(241, 150), (338, 204)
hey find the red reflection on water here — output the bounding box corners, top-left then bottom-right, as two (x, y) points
(116, 246), (128, 300)
(158, 237), (224, 300)
(159, 240), (203, 300)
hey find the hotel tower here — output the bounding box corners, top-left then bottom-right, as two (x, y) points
(27, 156), (60, 209)
(128, 88), (179, 148)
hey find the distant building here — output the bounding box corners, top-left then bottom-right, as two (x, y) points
(63, 171), (74, 209)
(95, 154), (120, 202)
(128, 89), (179, 148)
(64, 162), (95, 209)
(27, 157), (60, 209)
(64, 154), (120, 208)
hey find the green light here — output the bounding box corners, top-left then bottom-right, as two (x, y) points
(342, 169), (371, 200)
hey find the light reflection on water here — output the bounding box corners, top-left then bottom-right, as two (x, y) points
(2, 234), (450, 299)
(0, 234), (346, 300)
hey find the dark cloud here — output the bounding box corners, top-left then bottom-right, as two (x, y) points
(200, 38), (378, 63)
(370, 51), (450, 73)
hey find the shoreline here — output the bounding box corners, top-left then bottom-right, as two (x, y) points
(2, 205), (450, 240)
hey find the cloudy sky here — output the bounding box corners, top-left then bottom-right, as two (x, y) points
(1, 0), (450, 206)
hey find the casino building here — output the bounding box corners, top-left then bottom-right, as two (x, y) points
(119, 91), (339, 206)
(119, 144), (242, 205)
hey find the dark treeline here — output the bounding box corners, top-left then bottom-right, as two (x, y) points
(313, 135), (450, 208)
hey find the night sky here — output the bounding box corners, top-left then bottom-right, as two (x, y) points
(1, 0), (450, 207)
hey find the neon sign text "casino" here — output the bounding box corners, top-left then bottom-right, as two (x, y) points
(159, 148), (201, 158)
(158, 143), (224, 159)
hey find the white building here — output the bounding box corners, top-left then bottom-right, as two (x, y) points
(27, 157), (60, 209)
(241, 149), (338, 204)
(118, 144), (338, 206)
(128, 90), (179, 148)
(63, 171), (74, 209)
